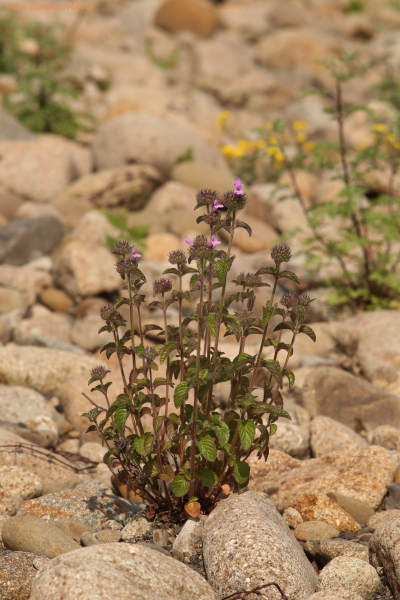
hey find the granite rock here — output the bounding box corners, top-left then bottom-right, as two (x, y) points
(292, 493), (360, 533)
(310, 416), (368, 458)
(0, 217), (63, 266)
(2, 515), (80, 557)
(303, 538), (369, 568)
(316, 556), (382, 599)
(369, 515), (400, 599)
(0, 466), (43, 500)
(294, 521), (339, 542)
(0, 549), (39, 600)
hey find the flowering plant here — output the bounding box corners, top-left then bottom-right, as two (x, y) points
(83, 180), (315, 519)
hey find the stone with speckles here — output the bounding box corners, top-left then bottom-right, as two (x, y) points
(203, 490), (318, 600)
(369, 514), (400, 600)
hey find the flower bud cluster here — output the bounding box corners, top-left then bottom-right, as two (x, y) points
(222, 190), (247, 211)
(168, 249), (187, 265)
(195, 189), (218, 208)
(271, 244), (292, 265)
(100, 305), (126, 327)
(142, 346), (158, 363)
(234, 272), (262, 288)
(111, 240), (133, 257)
(294, 294), (313, 320)
(280, 291), (297, 309)
(153, 278), (172, 295)
(90, 365), (109, 381)
(115, 258), (139, 279)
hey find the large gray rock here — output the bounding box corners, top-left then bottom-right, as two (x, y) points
(368, 424), (400, 451)
(316, 556), (382, 599)
(310, 416), (368, 458)
(370, 514), (400, 599)
(269, 421), (310, 459)
(2, 515), (80, 557)
(202, 490), (318, 600)
(302, 366), (400, 432)
(0, 216), (63, 266)
(92, 113), (222, 177)
(30, 542), (217, 600)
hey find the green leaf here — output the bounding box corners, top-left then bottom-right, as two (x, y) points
(143, 459), (160, 478)
(270, 424), (277, 436)
(206, 313), (217, 337)
(198, 435), (217, 462)
(238, 420), (255, 451)
(174, 381), (190, 408)
(144, 433), (154, 454)
(298, 324), (316, 342)
(273, 321), (295, 333)
(172, 475), (189, 497)
(284, 370), (295, 388)
(263, 360), (283, 387)
(255, 266), (276, 276)
(215, 421), (230, 447)
(190, 274), (199, 290)
(235, 220), (252, 236)
(160, 341), (178, 364)
(85, 424), (98, 433)
(134, 437), (146, 456)
(234, 461), (250, 484)
(216, 260), (229, 285)
(199, 468), (218, 487)
(114, 406), (129, 435)
(279, 270), (301, 285)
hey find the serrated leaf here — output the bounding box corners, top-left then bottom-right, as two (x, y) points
(174, 381), (190, 408)
(159, 464), (175, 481)
(198, 435), (217, 462)
(143, 459), (160, 478)
(184, 500), (201, 518)
(238, 419), (255, 451)
(255, 266), (276, 276)
(279, 270), (301, 285)
(114, 406), (129, 435)
(216, 260), (229, 285)
(235, 220), (252, 236)
(270, 423), (277, 436)
(190, 274), (199, 291)
(199, 468), (218, 487)
(160, 341), (178, 364)
(154, 416), (164, 433)
(206, 313), (217, 337)
(134, 437), (146, 455)
(215, 421), (230, 447)
(144, 433), (154, 454)
(273, 321), (295, 333)
(234, 461), (250, 484)
(298, 324), (316, 342)
(284, 370), (295, 388)
(263, 360), (283, 387)
(172, 475), (189, 497)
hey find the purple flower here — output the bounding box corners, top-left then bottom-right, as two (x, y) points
(213, 199), (224, 212)
(208, 235), (221, 247)
(182, 235), (193, 246)
(130, 248), (142, 260)
(234, 178), (244, 195)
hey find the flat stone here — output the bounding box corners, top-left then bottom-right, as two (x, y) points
(2, 515), (80, 557)
(292, 493), (359, 533)
(0, 549), (38, 600)
(95, 530), (121, 543)
(203, 490), (318, 599)
(0, 466), (43, 500)
(0, 217), (63, 266)
(81, 531), (99, 547)
(39, 288), (74, 312)
(282, 507), (303, 529)
(367, 510), (400, 530)
(173, 518), (205, 556)
(30, 543), (217, 600)
(304, 539), (369, 568)
(294, 521), (339, 541)
(19, 480), (146, 530)
(79, 442), (104, 463)
(307, 589), (365, 600)
(370, 514), (400, 598)
(14, 312), (71, 345)
(53, 518), (94, 542)
(41, 478), (85, 496)
(326, 492), (375, 525)
(121, 516), (153, 541)
(310, 416), (368, 457)
(316, 556), (382, 599)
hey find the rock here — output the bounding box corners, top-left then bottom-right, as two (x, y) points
(2, 515), (80, 557)
(252, 446), (396, 512)
(304, 539), (369, 569)
(39, 288), (74, 312)
(95, 529), (121, 543)
(80, 531), (99, 547)
(247, 448), (302, 493)
(0, 265), (51, 305)
(155, 0), (219, 38)
(0, 217), (63, 266)
(292, 493), (359, 533)
(171, 162), (233, 198)
(0, 138), (83, 203)
(282, 507), (304, 529)
(0, 385), (55, 429)
(72, 211), (120, 247)
(14, 312), (71, 345)
(101, 519), (122, 531)
(79, 442), (104, 463)
(144, 233), (181, 262)
(279, 170), (319, 204)
(306, 588), (366, 600)
(370, 514), (400, 598)
(294, 521), (339, 541)
(269, 421), (310, 459)
(302, 366), (400, 432)
(384, 482), (400, 510)
(53, 240), (121, 298)
(15, 201), (62, 222)
(172, 518), (204, 557)
(0, 428), (81, 485)
(75, 297), (107, 319)
(0, 287), (25, 313)
(0, 549), (39, 600)
(53, 518), (94, 542)
(92, 113), (222, 178)
(0, 490), (17, 517)
(220, 213), (277, 254)
(368, 425), (400, 451)
(152, 528), (169, 547)
(310, 416), (368, 458)
(0, 107), (36, 141)
(0, 467), (43, 500)
(71, 314), (111, 352)
(326, 493), (375, 526)
(316, 556), (382, 599)
(121, 517), (154, 541)
(146, 180), (196, 213)
(367, 510), (400, 530)
(218, 2), (271, 41)
(41, 478), (84, 496)
(0, 346), (107, 432)
(203, 490), (318, 599)
(52, 165), (161, 227)
(20, 480), (146, 530)
(31, 542), (217, 600)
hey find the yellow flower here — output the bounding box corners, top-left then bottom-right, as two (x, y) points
(274, 150), (285, 162)
(372, 123), (389, 134)
(292, 121), (308, 131)
(267, 146), (278, 157)
(220, 144), (245, 158)
(269, 136), (278, 145)
(303, 141), (315, 151)
(217, 110), (231, 130)
(256, 140), (266, 149)
(296, 132), (307, 143)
